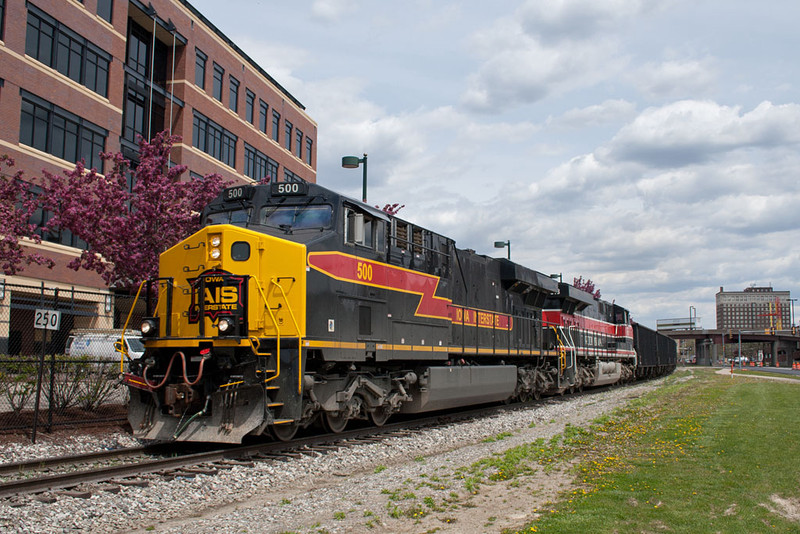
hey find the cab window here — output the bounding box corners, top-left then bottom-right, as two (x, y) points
(260, 204), (332, 230)
(206, 208), (251, 226)
(345, 207), (385, 252)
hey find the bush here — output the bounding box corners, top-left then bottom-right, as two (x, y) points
(77, 361), (122, 411)
(0, 356), (124, 416)
(47, 355), (93, 410)
(0, 360), (38, 414)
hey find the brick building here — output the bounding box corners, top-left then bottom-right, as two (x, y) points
(716, 286), (792, 331)
(0, 0), (317, 352)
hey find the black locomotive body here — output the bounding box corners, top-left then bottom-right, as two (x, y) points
(124, 181), (676, 442)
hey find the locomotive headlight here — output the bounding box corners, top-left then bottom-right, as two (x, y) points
(141, 318), (158, 337)
(209, 235), (222, 261)
(218, 317), (235, 334)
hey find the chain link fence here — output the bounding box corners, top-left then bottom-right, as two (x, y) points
(0, 281), (148, 441)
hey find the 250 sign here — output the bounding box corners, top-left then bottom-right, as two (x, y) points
(34, 309), (61, 331)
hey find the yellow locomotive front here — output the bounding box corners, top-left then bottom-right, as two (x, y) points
(125, 222), (307, 442)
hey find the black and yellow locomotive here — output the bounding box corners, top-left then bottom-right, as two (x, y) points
(124, 181), (676, 442)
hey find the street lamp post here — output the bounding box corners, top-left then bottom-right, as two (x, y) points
(689, 306), (696, 330)
(342, 153), (368, 203)
(493, 240), (511, 259)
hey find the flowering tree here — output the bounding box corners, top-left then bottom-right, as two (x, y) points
(378, 203), (405, 216)
(573, 276), (601, 299)
(41, 132), (228, 288)
(0, 156), (54, 275)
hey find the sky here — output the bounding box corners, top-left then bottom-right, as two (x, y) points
(191, 0), (800, 329)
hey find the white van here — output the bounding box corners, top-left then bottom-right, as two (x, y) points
(65, 329), (144, 362)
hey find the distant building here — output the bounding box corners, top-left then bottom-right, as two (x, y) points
(716, 286), (792, 331)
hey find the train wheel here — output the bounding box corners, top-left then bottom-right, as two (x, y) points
(369, 406), (391, 427)
(324, 412), (349, 433)
(271, 422), (299, 442)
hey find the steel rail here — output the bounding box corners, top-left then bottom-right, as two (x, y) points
(0, 382), (619, 500)
(0, 445), (170, 477)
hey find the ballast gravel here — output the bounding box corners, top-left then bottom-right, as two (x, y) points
(0, 379), (670, 533)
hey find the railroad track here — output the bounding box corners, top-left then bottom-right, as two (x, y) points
(0, 387), (611, 502)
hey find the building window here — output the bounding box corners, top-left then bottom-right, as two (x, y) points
(305, 137), (313, 165)
(123, 90), (146, 144)
(271, 111), (280, 143)
(195, 48), (207, 89)
(245, 89), (255, 124)
(25, 5), (110, 97)
(284, 169), (303, 183)
(20, 91), (106, 170)
(258, 100), (268, 134)
(244, 143), (278, 182)
(284, 120), (293, 151)
(97, 0), (113, 23)
(212, 63), (224, 101)
(0, 0), (5, 41)
(229, 75), (239, 112)
(126, 20), (150, 78)
(192, 111), (237, 168)
(295, 129), (303, 158)
(122, 86), (164, 145)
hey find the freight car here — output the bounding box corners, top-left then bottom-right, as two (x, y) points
(123, 181), (676, 443)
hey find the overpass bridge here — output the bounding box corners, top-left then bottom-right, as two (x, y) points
(662, 328), (800, 367)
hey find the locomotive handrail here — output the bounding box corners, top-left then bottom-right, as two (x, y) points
(562, 326), (578, 375)
(252, 279), (283, 385)
(268, 277), (304, 394)
(551, 326), (567, 372)
(251, 276), (304, 393)
(118, 279), (147, 373)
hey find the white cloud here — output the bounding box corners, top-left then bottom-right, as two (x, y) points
(311, 0), (358, 22)
(462, 36), (626, 112)
(634, 57), (718, 99)
(548, 99), (638, 129)
(517, 0), (658, 41)
(606, 100), (800, 167)
(460, 0), (648, 112)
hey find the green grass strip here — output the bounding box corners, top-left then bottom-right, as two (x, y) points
(508, 369), (800, 533)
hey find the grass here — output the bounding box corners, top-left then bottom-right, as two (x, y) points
(509, 369), (800, 533)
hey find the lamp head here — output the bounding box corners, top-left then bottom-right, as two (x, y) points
(342, 156), (362, 168)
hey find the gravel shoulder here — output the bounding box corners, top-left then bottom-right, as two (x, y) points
(0, 380), (667, 534)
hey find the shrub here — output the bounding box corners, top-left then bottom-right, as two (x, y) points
(0, 359), (39, 414)
(77, 361), (122, 411)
